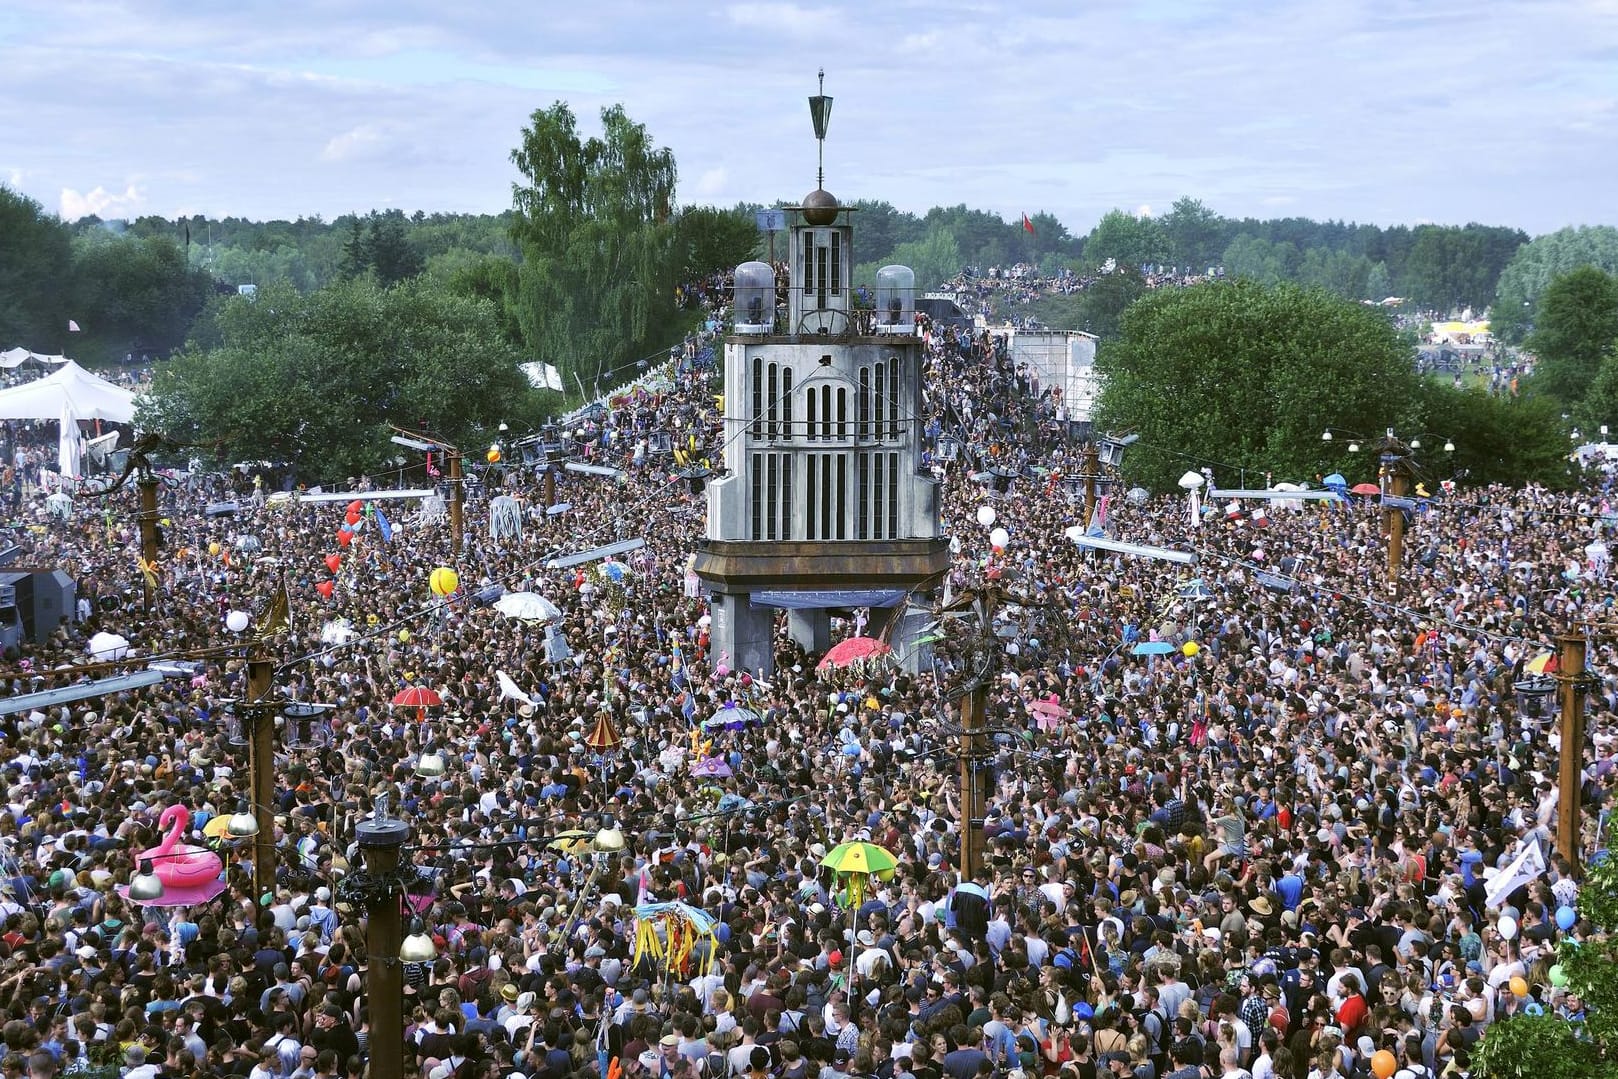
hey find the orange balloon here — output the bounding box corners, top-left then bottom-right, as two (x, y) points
(1509, 976), (1529, 998)
(1370, 1050), (1396, 1079)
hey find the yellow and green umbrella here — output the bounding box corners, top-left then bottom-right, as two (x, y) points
(820, 841), (897, 909)
(820, 841), (898, 876)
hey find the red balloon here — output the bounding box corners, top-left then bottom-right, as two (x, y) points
(315, 580), (335, 599)
(325, 553), (341, 572)
(345, 509), (361, 526)
(336, 528), (353, 547)
(347, 500), (363, 516)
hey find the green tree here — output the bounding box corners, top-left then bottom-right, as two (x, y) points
(1365, 261), (1392, 301)
(142, 279), (546, 479)
(1162, 197), (1226, 272)
(1526, 266), (1618, 408)
(0, 186), (73, 350)
(674, 205), (758, 282)
(1413, 381), (1570, 487)
(887, 226), (962, 293)
(1493, 225), (1618, 344)
(1221, 235), (1292, 286)
(509, 101), (679, 394)
(67, 232), (212, 363)
(1095, 280), (1421, 491)
(1084, 210), (1169, 269)
(338, 218), (368, 281)
(366, 210), (425, 286)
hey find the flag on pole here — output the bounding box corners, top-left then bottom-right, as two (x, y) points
(1484, 839), (1547, 908)
(374, 508), (393, 543)
(1085, 494), (1110, 538)
(1022, 214), (1036, 235)
(67, 320), (81, 333)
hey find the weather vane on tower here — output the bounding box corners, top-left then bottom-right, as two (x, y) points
(809, 68), (832, 191)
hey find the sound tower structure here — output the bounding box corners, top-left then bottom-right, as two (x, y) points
(693, 74), (948, 677)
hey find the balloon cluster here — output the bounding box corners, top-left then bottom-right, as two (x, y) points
(317, 500), (367, 600)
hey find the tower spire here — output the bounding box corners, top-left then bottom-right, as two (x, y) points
(808, 68), (833, 191)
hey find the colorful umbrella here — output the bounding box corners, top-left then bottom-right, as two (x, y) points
(494, 592), (562, 623)
(703, 703), (758, 731)
(1525, 653), (1558, 675)
(1350, 482), (1382, 496)
(584, 712), (621, 752)
(391, 687), (443, 709)
(1131, 641), (1176, 656)
(819, 841), (898, 876)
(1027, 697), (1070, 732)
(816, 636), (895, 682)
(691, 756), (733, 777)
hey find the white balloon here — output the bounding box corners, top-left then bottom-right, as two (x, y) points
(225, 610), (250, 634)
(1497, 915), (1518, 940)
(976, 505), (997, 528)
(989, 527), (1010, 549)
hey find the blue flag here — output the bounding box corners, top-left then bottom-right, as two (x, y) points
(374, 508), (393, 542)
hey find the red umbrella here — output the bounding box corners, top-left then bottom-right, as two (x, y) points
(816, 636), (895, 682)
(391, 686), (443, 721)
(1350, 482), (1381, 496)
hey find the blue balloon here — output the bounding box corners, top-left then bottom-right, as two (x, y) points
(1557, 906), (1577, 930)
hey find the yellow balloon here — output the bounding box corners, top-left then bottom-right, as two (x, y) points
(399, 629), (410, 643)
(1182, 641), (1200, 657)
(486, 446), (501, 463)
(208, 542), (220, 556)
(429, 567), (459, 596)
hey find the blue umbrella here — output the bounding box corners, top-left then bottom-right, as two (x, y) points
(1131, 641), (1176, 656)
(1322, 472), (1347, 490)
(1176, 579), (1214, 600)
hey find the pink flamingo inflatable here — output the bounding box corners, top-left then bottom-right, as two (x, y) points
(137, 806), (220, 889)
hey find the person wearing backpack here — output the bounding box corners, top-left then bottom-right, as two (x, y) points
(1133, 987), (1169, 1078)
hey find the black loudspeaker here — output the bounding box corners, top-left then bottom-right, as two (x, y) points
(0, 571), (76, 646)
(204, 501), (241, 517)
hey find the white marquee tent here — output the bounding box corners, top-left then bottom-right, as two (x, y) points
(0, 347), (70, 369)
(0, 360), (139, 423)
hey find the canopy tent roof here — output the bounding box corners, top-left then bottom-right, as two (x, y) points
(0, 360), (139, 422)
(0, 348), (70, 369)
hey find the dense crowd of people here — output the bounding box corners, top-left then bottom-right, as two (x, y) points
(0, 287), (1609, 1079)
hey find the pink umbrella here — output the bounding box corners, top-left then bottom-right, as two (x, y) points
(816, 636), (895, 682)
(1027, 697), (1070, 732)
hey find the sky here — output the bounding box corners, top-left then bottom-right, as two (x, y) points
(1, 0), (1615, 237)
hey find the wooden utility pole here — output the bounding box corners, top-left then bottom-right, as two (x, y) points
(1556, 632), (1589, 869)
(957, 588), (997, 881)
(136, 473), (159, 610)
(357, 816), (409, 1079)
(958, 685), (985, 881)
(245, 653), (276, 900)
(1385, 462), (1409, 591)
(448, 449), (464, 555)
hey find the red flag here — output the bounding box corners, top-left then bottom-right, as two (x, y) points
(1022, 214), (1035, 235)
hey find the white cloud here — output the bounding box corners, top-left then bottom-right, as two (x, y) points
(692, 167), (728, 199)
(725, 2), (835, 36)
(59, 183), (144, 220)
(1135, 204), (1153, 219)
(321, 124), (385, 162)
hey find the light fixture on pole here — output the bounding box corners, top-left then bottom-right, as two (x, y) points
(400, 917), (438, 963)
(128, 859), (165, 902)
(226, 802), (261, 839)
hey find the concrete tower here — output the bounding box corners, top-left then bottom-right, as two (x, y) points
(693, 73), (949, 677)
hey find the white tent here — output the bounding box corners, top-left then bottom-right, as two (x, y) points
(0, 347), (70, 369)
(0, 360), (138, 423)
(58, 401), (84, 480)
